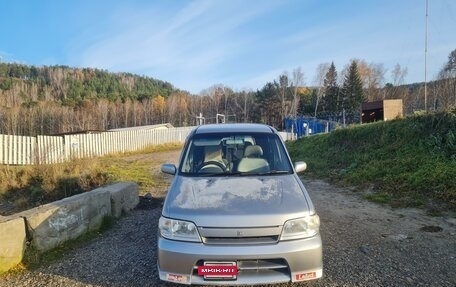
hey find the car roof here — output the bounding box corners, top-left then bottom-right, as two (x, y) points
(193, 123), (276, 135)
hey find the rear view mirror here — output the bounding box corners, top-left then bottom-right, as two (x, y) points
(161, 163), (177, 175)
(294, 162), (307, 173)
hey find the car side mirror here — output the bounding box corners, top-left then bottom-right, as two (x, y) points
(294, 161), (307, 173)
(161, 163), (177, 175)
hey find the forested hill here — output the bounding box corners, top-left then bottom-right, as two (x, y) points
(0, 63), (177, 105)
(0, 63), (190, 136)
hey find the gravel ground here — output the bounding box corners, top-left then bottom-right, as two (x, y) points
(1, 151), (455, 287)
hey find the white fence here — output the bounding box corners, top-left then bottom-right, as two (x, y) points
(0, 127), (194, 165)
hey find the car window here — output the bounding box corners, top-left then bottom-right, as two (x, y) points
(179, 132), (293, 175)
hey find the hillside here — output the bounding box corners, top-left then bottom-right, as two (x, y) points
(287, 110), (456, 213)
(0, 63), (177, 104)
(0, 63), (186, 135)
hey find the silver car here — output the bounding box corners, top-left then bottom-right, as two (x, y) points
(158, 123), (322, 285)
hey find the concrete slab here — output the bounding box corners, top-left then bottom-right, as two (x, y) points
(0, 216), (26, 273)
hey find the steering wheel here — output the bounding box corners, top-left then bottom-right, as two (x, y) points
(199, 161), (226, 172)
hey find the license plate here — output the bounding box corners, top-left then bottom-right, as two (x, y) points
(198, 261), (238, 280)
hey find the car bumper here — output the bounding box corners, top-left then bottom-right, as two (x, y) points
(157, 234), (323, 285)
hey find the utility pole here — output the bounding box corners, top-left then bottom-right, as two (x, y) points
(424, 0), (428, 112)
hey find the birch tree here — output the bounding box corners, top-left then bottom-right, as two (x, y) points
(291, 67), (304, 119)
(313, 63), (330, 117)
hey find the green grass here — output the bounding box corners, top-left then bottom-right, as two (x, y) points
(100, 142), (182, 194)
(287, 111), (456, 212)
(363, 192), (391, 204)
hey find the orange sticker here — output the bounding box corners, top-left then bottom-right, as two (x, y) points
(295, 271), (317, 281)
(167, 273), (187, 283)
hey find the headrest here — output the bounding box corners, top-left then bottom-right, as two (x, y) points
(204, 145), (222, 160)
(244, 145), (263, 157)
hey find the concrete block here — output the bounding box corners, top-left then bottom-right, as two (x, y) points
(83, 188), (112, 231)
(16, 189), (111, 252)
(106, 182), (139, 218)
(0, 216), (26, 273)
(0, 181), (138, 272)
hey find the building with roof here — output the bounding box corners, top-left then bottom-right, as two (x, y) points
(361, 99), (403, 123)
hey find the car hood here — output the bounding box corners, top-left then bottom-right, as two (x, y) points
(162, 175), (312, 227)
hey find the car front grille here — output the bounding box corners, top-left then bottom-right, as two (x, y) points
(198, 226), (282, 245)
(202, 235), (279, 245)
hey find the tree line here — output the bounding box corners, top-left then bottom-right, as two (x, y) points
(0, 49), (455, 136)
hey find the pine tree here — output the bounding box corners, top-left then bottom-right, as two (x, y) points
(322, 62), (339, 114)
(340, 61), (364, 123)
(443, 48), (456, 75)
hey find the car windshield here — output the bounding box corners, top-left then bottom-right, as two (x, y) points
(179, 132), (293, 176)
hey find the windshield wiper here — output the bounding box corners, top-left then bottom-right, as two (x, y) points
(192, 170), (292, 177)
(239, 170), (291, 176)
(195, 172), (225, 177)
(266, 170), (292, 174)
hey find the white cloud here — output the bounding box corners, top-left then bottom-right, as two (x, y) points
(63, 0), (455, 93)
(68, 1), (284, 93)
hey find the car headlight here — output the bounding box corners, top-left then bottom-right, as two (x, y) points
(280, 215), (320, 241)
(159, 217), (201, 242)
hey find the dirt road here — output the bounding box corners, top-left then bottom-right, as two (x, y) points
(1, 149), (455, 286)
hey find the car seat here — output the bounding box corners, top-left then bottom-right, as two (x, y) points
(237, 145), (270, 173)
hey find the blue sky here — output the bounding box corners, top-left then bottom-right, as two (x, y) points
(1, 0), (455, 94)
